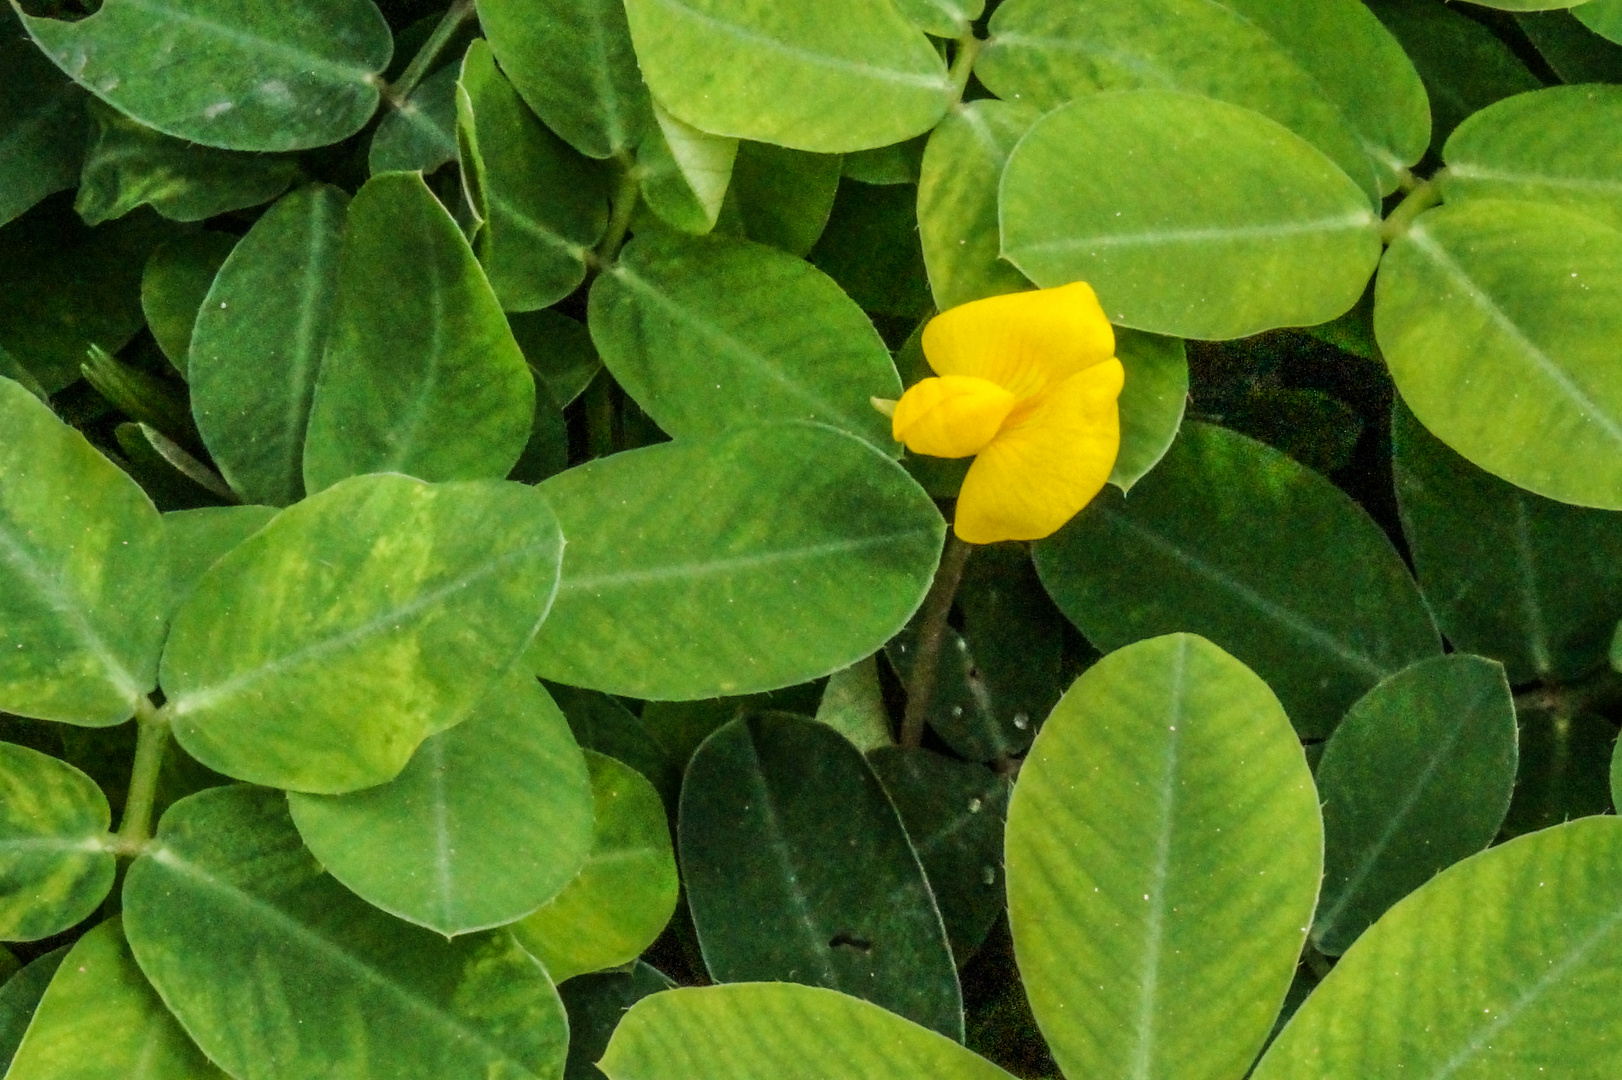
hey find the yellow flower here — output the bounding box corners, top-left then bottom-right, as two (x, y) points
(889, 283), (1124, 545)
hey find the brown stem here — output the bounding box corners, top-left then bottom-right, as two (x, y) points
(899, 533), (973, 749)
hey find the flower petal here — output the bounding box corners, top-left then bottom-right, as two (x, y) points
(892, 375), (1017, 459)
(954, 359), (1125, 544)
(921, 282), (1115, 399)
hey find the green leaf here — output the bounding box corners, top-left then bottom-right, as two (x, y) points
(0, 378), (166, 726)
(75, 100), (296, 227)
(550, 686), (682, 805)
(1612, 725), (1621, 810)
(15, 0), (392, 152)
(560, 964), (676, 1080)
(680, 714), (962, 1039)
(141, 232), (236, 378)
(1461, 0), (1601, 10)
(4, 917), (224, 1080)
(639, 100), (739, 235)
(1034, 422), (1440, 738)
(0, 29), (87, 229)
(1253, 817), (1622, 1080)
(917, 101), (1039, 312)
(476, 0), (653, 160)
(841, 134), (927, 187)
(0, 205), (173, 393)
(1001, 91), (1382, 340)
(979, 0), (1381, 203)
(1515, 10), (1622, 83)
(113, 423), (234, 509)
(124, 785), (570, 1080)
(1007, 633), (1321, 1080)
(1312, 655), (1517, 956)
(1393, 401), (1622, 684)
(591, 233), (901, 451)
(723, 141), (843, 258)
(1376, 199), (1622, 509)
(511, 750), (677, 982)
(162, 505), (279, 618)
(892, 0), (982, 37)
(1442, 86), (1622, 233)
(510, 309), (602, 407)
(303, 171), (535, 492)
(867, 747), (1009, 962)
(601, 984), (1014, 1080)
(529, 423), (944, 700)
(621, 0), (953, 153)
(1578, 0), (1622, 42)
(808, 180), (931, 319)
(455, 39), (607, 312)
(0, 742), (114, 941)
(0, 946), (15, 983)
(161, 473), (564, 793)
(369, 62), (459, 175)
(1365, 0), (1540, 150)
(288, 673), (594, 936)
(190, 183), (348, 506)
(1111, 329), (1188, 491)
(0, 948), (67, 1073)
(814, 656), (893, 753)
(1502, 708), (1616, 838)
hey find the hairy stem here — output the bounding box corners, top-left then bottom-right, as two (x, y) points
(384, 0), (476, 107)
(900, 533), (974, 749)
(112, 698), (171, 855)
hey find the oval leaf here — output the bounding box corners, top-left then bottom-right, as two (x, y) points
(0, 742), (114, 942)
(0, 377), (166, 725)
(1312, 654), (1517, 955)
(591, 232), (900, 451)
(162, 505), (279, 619)
(1034, 422), (1440, 738)
(680, 714), (962, 1040)
(1376, 199), (1622, 508)
(622, 0), (953, 153)
(141, 232), (235, 378)
(17, 0), (392, 152)
(1253, 817), (1622, 1079)
(1000, 90), (1382, 340)
(512, 750), (677, 983)
(303, 171), (536, 491)
(560, 964), (677, 1080)
(161, 474), (564, 793)
(124, 785), (570, 1080)
(600, 984), (1014, 1080)
(369, 63), (459, 175)
(1006, 633), (1321, 1080)
(0, 947), (68, 1072)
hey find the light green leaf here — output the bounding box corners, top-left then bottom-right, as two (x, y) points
(162, 505), (279, 619)
(476, 0), (653, 159)
(0, 948), (66, 1072)
(0, 379), (166, 726)
(1253, 817), (1622, 1079)
(0, 742), (114, 942)
(1034, 422), (1440, 738)
(723, 141), (844, 257)
(1312, 655), (1517, 956)
(75, 99), (296, 227)
(1460, 0), (1597, 9)
(639, 99), (739, 235)
(1376, 199), (1622, 509)
(4, 917), (224, 1080)
(303, 171), (535, 492)
(369, 62), (459, 175)
(1007, 633), (1321, 1080)
(455, 39), (607, 312)
(600, 983), (1016, 1080)
(1111, 329), (1187, 491)
(1001, 91), (1381, 340)
(814, 656), (893, 753)
(529, 423), (943, 700)
(841, 134), (927, 187)
(190, 183), (348, 505)
(1612, 727), (1621, 809)
(512, 750), (676, 982)
(590, 233), (901, 451)
(161, 474), (564, 793)
(124, 785), (570, 1080)
(621, 0), (953, 153)
(141, 232), (236, 378)
(0, 28), (87, 228)
(980, 0), (1380, 203)
(891, 0), (982, 37)
(917, 101), (1038, 312)
(1442, 86), (1622, 232)
(15, 0), (391, 152)
(1578, 0), (1622, 43)
(289, 673), (593, 936)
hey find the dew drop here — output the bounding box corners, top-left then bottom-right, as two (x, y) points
(967, 797), (982, 813)
(1012, 712), (1030, 730)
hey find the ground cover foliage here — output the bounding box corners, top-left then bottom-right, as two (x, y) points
(2, 0), (1622, 1077)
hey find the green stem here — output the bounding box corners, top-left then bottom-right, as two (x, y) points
(1380, 170), (1445, 245)
(593, 155), (641, 268)
(948, 34), (983, 104)
(384, 0), (476, 107)
(900, 533), (974, 749)
(112, 699), (170, 856)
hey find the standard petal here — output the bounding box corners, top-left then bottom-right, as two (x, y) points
(954, 359), (1125, 544)
(893, 375), (1017, 458)
(921, 282), (1115, 399)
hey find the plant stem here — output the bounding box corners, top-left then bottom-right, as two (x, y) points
(1379, 170), (1445, 245)
(112, 698), (171, 855)
(384, 0), (476, 107)
(948, 34), (983, 104)
(900, 533), (974, 749)
(593, 155), (641, 268)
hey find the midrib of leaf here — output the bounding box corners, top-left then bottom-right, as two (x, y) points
(277, 190), (341, 502)
(1013, 212), (1376, 256)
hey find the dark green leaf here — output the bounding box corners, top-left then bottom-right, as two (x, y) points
(0, 947), (67, 1073)
(510, 309), (602, 407)
(1502, 709), (1616, 838)
(808, 179), (931, 319)
(1516, 9), (1622, 82)
(0, 29), (87, 228)
(560, 963), (675, 1080)
(141, 232), (236, 378)
(369, 62), (459, 175)
(722, 142), (844, 258)
(842, 134), (927, 187)
(0, 741), (114, 941)
(549, 684), (682, 804)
